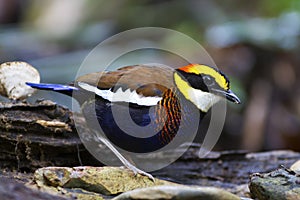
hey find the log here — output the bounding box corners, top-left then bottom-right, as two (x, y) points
(0, 100), (101, 171)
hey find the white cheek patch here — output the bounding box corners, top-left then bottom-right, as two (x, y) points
(188, 88), (221, 112)
(78, 82), (162, 106)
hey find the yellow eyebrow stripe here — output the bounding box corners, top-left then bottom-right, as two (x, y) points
(179, 64), (229, 90)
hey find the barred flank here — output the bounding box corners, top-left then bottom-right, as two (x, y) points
(156, 89), (181, 144)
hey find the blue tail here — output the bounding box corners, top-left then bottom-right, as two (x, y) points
(26, 82), (78, 96)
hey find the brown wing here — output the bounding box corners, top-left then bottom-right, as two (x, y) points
(76, 64), (175, 97)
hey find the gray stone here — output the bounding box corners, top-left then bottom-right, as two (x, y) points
(113, 185), (240, 200)
(249, 168), (300, 200)
(0, 177), (68, 200)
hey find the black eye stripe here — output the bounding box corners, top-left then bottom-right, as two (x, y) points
(176, 70), (209, 92)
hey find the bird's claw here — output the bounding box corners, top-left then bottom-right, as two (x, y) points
(132, 167), (155, 181)
(121, 163), (155, 181)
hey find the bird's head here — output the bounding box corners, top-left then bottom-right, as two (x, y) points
(174, 64), (240, 112)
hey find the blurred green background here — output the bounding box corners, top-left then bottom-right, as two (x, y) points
(0, 0), (300, 152)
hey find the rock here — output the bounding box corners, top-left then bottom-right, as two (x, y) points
(0, 177), (67, 200)
(34, 166), (177, 198)
(249, 167), (300, 200)
(113, 185), (240, 200)
(291, 160), (300, 174)
(0, 61), (40, 100)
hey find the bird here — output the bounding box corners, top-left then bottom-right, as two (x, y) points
(26, 63), (240, 180)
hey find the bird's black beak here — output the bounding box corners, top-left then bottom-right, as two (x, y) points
(211, 89), (241, 104)
(225, 89), (241, 104)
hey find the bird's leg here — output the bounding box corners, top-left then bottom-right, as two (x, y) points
(95, 135), (155, 181)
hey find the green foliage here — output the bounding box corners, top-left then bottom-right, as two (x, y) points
(259, 0), (300, 17)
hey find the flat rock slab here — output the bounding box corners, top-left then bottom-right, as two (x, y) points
(33, 166), (177, 199)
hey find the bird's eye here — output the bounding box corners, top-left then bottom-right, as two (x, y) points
(203, 76), (214, 87)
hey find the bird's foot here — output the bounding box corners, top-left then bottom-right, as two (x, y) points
(121, 162), (155, 181)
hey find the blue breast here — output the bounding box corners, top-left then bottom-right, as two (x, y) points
(95, 100), (165, 153)
(81, 97), (201, 153)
